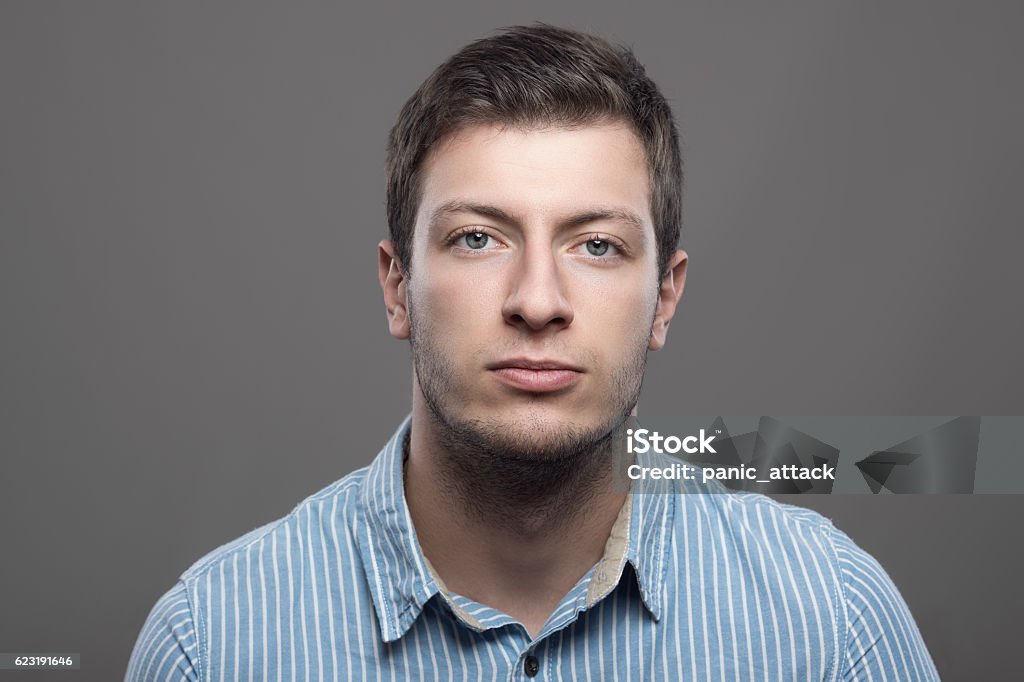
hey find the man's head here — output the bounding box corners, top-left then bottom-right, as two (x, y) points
(379, 24), (687, 465)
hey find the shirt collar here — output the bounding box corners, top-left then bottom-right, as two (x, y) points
(586, 462), (675, 622)
(355, 417), (676, 642)
(355, 416), (439, 643)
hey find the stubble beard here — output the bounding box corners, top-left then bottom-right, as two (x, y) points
(407, 299), (654, 535)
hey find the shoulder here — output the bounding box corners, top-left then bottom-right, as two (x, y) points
(174, 464), (372, 637)
(181, 465), (370, 583)
(126, 466), (371, 682)
(125, 581), (199, 681)
(673, 475), (896, 603)
(828, 525), (940, 680)
(667, 475), (939, 679)
(675, 481), (845, 609)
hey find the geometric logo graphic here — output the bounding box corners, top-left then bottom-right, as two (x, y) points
(855, 416), (981, 493)
(687, 417), (841, 494)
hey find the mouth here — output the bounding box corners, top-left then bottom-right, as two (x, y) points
(487, 358), (584, 393)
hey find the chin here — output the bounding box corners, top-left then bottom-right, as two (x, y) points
(455, 407), (618, 458)
(485, 404), (593, 429)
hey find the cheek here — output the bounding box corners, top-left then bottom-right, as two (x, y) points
(410, 271), (505, 338)
(573, 271), (658, 323)
(571, 279), (658, 356)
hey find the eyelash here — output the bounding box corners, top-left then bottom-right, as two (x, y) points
(444, 227), (628, 260)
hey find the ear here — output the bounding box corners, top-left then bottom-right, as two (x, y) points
(649, 249), (688, 351)
(378, 240), (410, 340)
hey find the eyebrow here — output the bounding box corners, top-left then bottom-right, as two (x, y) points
(429, 201), (515, 228)
(427, 200), (647, 236)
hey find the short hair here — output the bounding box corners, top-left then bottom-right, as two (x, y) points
(385, 23), (683, 278)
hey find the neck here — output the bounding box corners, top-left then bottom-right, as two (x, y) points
(403, 401), (629, 637)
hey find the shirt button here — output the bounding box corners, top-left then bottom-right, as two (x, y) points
(523, 654), (540, 677)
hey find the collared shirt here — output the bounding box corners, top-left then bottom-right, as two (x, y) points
(126, 417), (939, 681)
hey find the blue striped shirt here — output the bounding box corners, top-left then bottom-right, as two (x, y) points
(126, 417), (939, 681)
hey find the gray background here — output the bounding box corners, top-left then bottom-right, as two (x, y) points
(1, 1), (1021, 680)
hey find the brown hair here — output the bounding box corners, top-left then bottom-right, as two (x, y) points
(385, 23), (683, 277)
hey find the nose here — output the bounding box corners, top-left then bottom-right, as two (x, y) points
(501, 244), (575, 332)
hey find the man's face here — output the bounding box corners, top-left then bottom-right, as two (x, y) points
(380, 122), (686, 458)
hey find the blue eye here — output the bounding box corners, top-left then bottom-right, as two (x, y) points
(464, 232), (490, 249)
(586, 239), (610, 256)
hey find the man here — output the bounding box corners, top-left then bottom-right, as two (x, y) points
(127, 24), (939, 680)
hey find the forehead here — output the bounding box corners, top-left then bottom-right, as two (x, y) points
(414, 122), (653, 232)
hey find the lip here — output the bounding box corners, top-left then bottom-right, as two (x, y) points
(487, 358), (583, 393)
